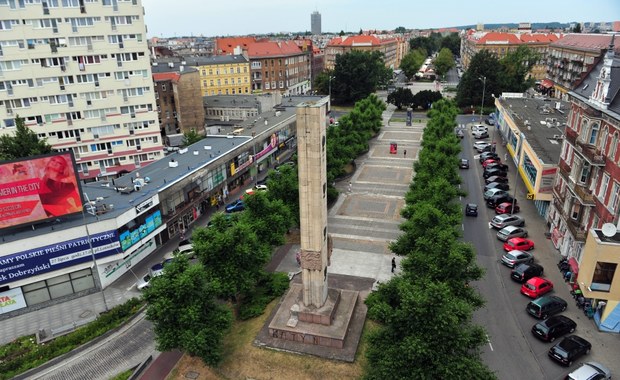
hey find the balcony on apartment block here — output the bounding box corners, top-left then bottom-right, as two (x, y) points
(552, 198), (588, 241)
(564, 128), (606, 166)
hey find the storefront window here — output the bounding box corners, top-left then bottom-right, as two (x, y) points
(591, 262), (616, 292)
(22, 268), (95, 306)
(523, 152), (538, 186)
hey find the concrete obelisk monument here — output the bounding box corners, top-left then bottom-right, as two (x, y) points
(266, 97), (360, 352)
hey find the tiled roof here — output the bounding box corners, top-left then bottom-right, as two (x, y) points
(550, 34), (620, 54)
(183, 55), (249, 66)
(215, 37), (257, 54)
(247, 41), (303, 58)
(478, 32), (522, 44)
(470, 32), (561, 45)
(327, 35), (384, 46)
(153, 72), (180, 82)
(520, 33), (561, 43)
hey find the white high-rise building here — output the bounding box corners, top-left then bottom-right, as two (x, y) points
(0, 0), (163, 181)
(311, 11), (321, 35)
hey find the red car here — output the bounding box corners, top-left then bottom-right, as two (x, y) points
(504, 237), (535, 251)
(520, 277), (554, 298)
(482, 159), (499, 168)
(495, 202), (520, 214)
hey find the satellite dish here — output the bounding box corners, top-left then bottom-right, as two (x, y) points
(601, 223), (617, 237)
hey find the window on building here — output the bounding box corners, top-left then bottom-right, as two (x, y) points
(611, 133), (619, 162)
(598, 174), (610, 201)
(591, 262), (616, 292)
(579, 119), (588, 141)
(609, 182), (620, 212)
(589, 123), (599, 145)
(522, 152), (537, 186)
(602, 127), (609, 154)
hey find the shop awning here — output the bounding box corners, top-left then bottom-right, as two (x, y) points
(540, 79), (554, 89)
(568, 257), (579, 274)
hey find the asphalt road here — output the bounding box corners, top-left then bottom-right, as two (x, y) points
(456, 116), (595, 380)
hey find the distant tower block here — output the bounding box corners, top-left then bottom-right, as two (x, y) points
(296, 98), (330, 308)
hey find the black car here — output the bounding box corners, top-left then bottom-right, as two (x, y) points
(484, 182), (510, 192)
(485, 117), (495, 125)
(487, 194), (514, 208)
(479, 152), (500, 163)
(485, 175), (509, 185)
(511, 263), (544, 283)
(485, 162), (509, 172)
(532, 315), (577, 342)
(465, 203), (478, 216)
(483, 168), (508, 179)
(548, 335), (591, 366)
(459, 158), (469, 169)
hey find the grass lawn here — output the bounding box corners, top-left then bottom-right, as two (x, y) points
(167, 297), (376, 380)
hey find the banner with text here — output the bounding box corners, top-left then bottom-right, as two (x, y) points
(0, 230), (121, 285)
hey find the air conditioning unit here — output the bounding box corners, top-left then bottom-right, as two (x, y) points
(93, 134), (99, 140)
(130, 113), (136, 118)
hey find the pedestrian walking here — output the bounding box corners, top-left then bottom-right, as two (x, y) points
(504, 153), (508, 162)
(348, 181), (352, 193)
(404, 149), (407, 158)
(391, 257), (396, 273)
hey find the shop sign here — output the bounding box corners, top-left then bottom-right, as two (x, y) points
(0, 230), (121, 286)
(0, 287), (27, 314)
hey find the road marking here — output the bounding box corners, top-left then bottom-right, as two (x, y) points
(486, 334), (494, 351)
(461, 224), (465, 231)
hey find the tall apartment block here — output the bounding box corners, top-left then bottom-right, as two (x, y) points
(0, 0), (163, 181)
(311, 11), (321, 35)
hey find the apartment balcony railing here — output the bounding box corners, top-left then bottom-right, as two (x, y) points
(553, 185), (566, 204)
(564, 128), (605, 166)
(553, 198), (587, 241)
(573, 184), (595, 206)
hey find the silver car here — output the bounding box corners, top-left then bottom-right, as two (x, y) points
(484, 188), (508, 200)
(501, 250), (534, 268)
(497, 225), (528, 241)
(490, 214), (525, 229)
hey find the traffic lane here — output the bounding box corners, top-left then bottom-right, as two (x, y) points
(461, 139), (546, 379)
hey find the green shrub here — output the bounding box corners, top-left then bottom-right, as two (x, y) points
(0, 298), (143, 380)
(237, 272), (290, 321)
(268, 272), (290, 297)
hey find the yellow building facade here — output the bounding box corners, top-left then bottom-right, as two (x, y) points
(185, 55), (251, 96)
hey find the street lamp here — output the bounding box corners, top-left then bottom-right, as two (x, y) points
(511, 132), (525, 215)
(81, 202), (109, 312)
(479, 75), (486, 123)
(328, 75), (334, 102)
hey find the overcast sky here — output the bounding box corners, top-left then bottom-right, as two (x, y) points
(141, 0), (620, 37)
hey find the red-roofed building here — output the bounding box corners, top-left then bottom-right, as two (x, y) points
(247, 41), (311, 95)
(546, 34), (620, 99)
(215, 37), (259, 55)
(461, 31), (562, 80)
(151, 60), (205, 139)
(324, 35), (400, 70)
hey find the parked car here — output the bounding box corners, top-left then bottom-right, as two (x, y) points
(501, 250), (534, 268)
(474, 141), (493, 152)
(484, 182), (510, 192)
(482, 160), (499, 169)
(487, 194), (514, 208)
(521, 277), (554, 298)
(471, 124), (488, 132)
(175, 239), (195, 258)
(491, 214), (525, 229)
(531, 315), (577, 342)
(511, 263), (544, 283)
(497, 225), (528, 241)
(484, 188), (508, 200)
(483, 168), (508, 179)
(473, 130), (489, 139)
(479, 152), (500, 163)
(485, 175), (509, 185)
(495, 202), (520, 214)
(566, 362), (612, 380)
(225, 199), (245, 213)
(526, 295), (568, 319)
(465, 203), (478, 217)
(485, 117), (495, 126)
(548, 335), (592, 366)
(459, 158), (470, 169)
(244, 184), (268, 196)
(485, 162), (509, 172)
(136, 274), (152, 290)
(504, 237), (535, 251)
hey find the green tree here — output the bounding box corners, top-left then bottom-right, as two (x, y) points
(433, 47), (455, 78)
(409, 36), (436, 54)
(313, 70), (333, 95)
(182, 128), (202, 146)
(399, 48), (427, 79)
(440, 32), (461, 57)
(193, 217), (270, 301)
(143, 257), (232, 366)
(0, 115), (53, 160)
(241, 192), (293, 247)
(455, 50), (501, 108)
(266, 164), (300, 225)
(394, 26), (407, 34)
(332, 50), (391, 104)
(387, 88), (414, 110)
(411, 90), (443, 110)
(572, 23), (582, 33)
(499, 46), (540, 92)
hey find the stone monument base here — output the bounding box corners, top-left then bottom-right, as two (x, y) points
(267, 283), (358, 349)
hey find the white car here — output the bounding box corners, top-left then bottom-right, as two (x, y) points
(566, 361), (611, 380)
(176, 239), (194, 257)
(473, 130), (489, 139)
(136, 274), (152, 290)
(244, 184), (268, 196)
(471, 124), (488, 132)
(473, 141), (492, 152)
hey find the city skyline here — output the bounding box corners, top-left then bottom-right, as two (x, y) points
(141, 0), (620, 37)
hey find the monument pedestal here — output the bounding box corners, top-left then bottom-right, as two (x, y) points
(268, 283), (358, 349)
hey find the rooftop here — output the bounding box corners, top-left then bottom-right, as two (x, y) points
(499, 96), (570, 165)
